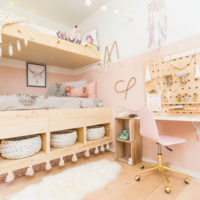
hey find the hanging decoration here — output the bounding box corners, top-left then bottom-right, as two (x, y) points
(8, 44), (13, 56)
(0, 46), (2, 57)
(25, 165), (34, 176)
(147, 0), (167, 48)
(16, 40), (21, 52)
(59, 157), (65, 167)
(94, 146), (99, 154)
(100, 144), (105, 152)
(72, 153), (77, 162)
(97, 41), (125, 73)
(5, 171), (15, 183)
(45, 160), (52, 170)
(100, 5), (107, 12)
(106, 143), (110, 150)
(85, 149), (90, 157)
(85, 0), (92, 7)
(114, 76), (136, 100)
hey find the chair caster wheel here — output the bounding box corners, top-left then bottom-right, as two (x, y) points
(135, 175), (141, 181)
(140, 165), (144, 169)
(184, 177), (190, 184)
(165, 186), (171, 193)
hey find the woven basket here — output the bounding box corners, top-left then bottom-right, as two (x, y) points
(0, 135), (42, 160)
(51, 130), (77, 148)
(87, 126), (105, 140)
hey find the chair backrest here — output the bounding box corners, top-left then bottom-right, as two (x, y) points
(139, 107), (160, 142)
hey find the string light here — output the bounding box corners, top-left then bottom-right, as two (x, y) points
(114, 9), (119, 16)
(85, 0), (92, 7)
(100, 5), (107, 12)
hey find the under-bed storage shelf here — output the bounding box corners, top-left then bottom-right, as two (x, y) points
(0, 107), (112, 178)
(2, 24), (100, 69)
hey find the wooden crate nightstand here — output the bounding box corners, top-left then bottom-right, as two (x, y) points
(115, 117), (142, 165)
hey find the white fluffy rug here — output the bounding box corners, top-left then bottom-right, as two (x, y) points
(9, 159), (121, 200)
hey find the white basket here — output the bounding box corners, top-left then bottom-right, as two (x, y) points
(0, 135), (42, 160)
(87, 126), (105, 141)
(51, 130), (77, 148)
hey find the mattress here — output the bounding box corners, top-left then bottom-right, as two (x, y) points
(0, 95), (102, 111)
(19, 23), (57, 37)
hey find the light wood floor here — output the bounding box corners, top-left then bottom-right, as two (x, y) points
(0, 152), (200, 200)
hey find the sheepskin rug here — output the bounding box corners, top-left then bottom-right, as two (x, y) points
(9, 159), (121, 200)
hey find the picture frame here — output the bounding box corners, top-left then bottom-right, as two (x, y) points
(26, 62), (46, 88)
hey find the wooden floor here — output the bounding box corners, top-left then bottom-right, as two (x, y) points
(0, 152), (200, 200)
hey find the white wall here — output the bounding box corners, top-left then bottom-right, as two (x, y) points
(80, 0), (200, 62)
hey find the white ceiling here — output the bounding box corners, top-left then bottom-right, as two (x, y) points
(8, 0), (109, 27)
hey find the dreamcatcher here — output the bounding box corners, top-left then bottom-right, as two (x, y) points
(147, 0), (167, 48)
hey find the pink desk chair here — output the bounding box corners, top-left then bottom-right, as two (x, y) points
(135, 107), (190, 193)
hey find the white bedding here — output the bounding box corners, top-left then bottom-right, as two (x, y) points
(19, 23), (57, 37)
(0, 95), (101, 111)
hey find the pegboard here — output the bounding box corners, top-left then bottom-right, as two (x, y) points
(144, 48), (200, 117)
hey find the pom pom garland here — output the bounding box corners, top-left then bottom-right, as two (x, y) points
(45, 160), (52, 170)
(59, 157), (65, 166)
(5, 171), (15, 183)
(25, 165), (34, 176)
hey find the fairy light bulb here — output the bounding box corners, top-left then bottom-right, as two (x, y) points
(100, 5), (107, 12)
(114, 9), (119, 16)
(9, 44), (13, 56)
(17, 40), (21, 51)
(24, 38), (28, 47)
(85, 0), (92, 7)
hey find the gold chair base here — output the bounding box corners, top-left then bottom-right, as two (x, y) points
(136, 154), (190, 193)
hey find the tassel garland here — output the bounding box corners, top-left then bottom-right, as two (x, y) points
(9, 44), (13, 56)
(94, 146), (99, 154)
(5, 171), (15, 183)
(59, 157), (65, 167)
(25, 165), (34, 176)
(45, 160), (52, 170)
(72, 154), (77, 162)
(24, 38), (28, 47)
(85, 149), (90, 157)
(17, 40), (21, 52)
(106, 143), (110, 150)
(0, 46), (2, 57)
(100, 144), (105, 152)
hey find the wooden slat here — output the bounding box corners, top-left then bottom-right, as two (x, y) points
(0, 110), (49, 139)
(49, 107), (112, 132)
(2, 24), (100, 69)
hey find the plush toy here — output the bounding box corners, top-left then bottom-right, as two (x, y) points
(85, 28), (99, 50)
(68, 25), (82, 44)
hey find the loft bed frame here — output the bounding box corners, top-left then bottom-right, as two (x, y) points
(0, 23), (109, 181)
(0, 107), (112, 176)
(2, 23), (100, 69)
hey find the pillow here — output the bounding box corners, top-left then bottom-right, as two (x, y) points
(46, 83), (59, 97)
(58, 80), (87, 97)
(66, 86), (88, 98)
(87, 81), (97, 98)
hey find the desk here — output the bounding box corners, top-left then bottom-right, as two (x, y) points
(154, 116), (200, 139)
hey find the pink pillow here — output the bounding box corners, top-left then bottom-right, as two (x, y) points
(66, 86), (88, 98)
(87, 81), (97, 98)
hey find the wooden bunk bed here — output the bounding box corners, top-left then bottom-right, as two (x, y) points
(0, 107), (112, 176)
(0, 24), (111, 181)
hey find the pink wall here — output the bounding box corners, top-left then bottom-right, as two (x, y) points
(0, 66), (76, 95)
(77, 34), (200, 172)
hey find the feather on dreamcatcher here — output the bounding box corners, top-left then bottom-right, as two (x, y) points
(147, 0), (167, 48)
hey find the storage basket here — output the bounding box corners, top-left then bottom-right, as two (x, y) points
(0, 135), (42, 160)
(51, 130), (77, 148)
(87, 126), (105, 140)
